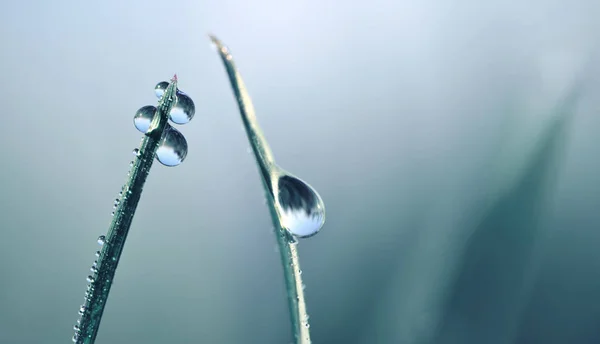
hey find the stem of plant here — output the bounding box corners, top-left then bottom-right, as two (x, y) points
(209, 34), (312, 344)
(73, 77), (179, 344)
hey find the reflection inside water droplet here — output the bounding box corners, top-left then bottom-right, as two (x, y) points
(275, 175), (325, 238)
(133, 105), (157, 133)
(155, 81), (169, 99)
(168, 90), (195, 124)
(156, 125), (188, 167)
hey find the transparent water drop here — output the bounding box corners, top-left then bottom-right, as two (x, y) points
(155, 81), (169, 99)
(72, 334), (78, 342)
(74, 325), (80, 332)
(129, 161), (134, 167)
(133, 105), (157, 133)
(97, 235), (106, 245)
(168, 90), (195, 124)
(132, 148), (140, 156)
(95, 251), (100, 257)
(156, 125), (188, 167)
(90, 267), (98, 274)
(86, 276), (95, 283)
(111, 211), (115, 216)
(274, 175), (325, 238)
(79, 305), (86, 315)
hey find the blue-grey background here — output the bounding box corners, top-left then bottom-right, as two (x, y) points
(1, 1), (600, 343)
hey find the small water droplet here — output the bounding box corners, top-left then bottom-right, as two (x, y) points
(95, 251), (100, 257)
(74, 325), (80, 332)
(155, 81), (169, 99)
(72, 334), (79, 342)
(129, 161), (134, 167)
(111, 211), (115, 216)
(87, 276), (95, 283)
(90, 266), (98, 274)
(304, 323), (310, 328)
(275, 175), (326, 238)
(97, 236), (106, 245)
(156, 125), (188, 167)
(134, 105), (157, 133)
(168, 91), (195, 124)
(132, 148), (140, 156)
(298, 269), (303, 275)
(78, 305), (86, 315)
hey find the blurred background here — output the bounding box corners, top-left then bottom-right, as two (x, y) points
(1, 0), (600, 343)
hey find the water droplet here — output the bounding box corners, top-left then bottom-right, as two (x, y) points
(90, 267), (98, 274)
(168, 90), (195, 124)
(156, 125), (188, 167)
(155, 81), (169, 99)
(72, 334), (79, 342)
(298, 269), (303, 275)
(86, 276), (95, 283)
(97, 235), (106, 245)
(111, 211), (115, 216)
(304, 323), (310, 328)
(132, 148), (140, 156)
(74, 325), (80, 332)
(134, 105), (157, 133)
(95, 251), (100, 257)
(78, 305), (86, 315)
(275, 175), (325, 238)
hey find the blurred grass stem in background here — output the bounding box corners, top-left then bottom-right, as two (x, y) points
(210, 34), (326, 344)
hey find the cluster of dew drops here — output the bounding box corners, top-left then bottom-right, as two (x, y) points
(73, 81), (195, 343)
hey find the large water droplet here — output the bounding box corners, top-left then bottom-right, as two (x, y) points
(97, 235), (106, 245)
(155, 81), (169, 99)
(134, 105), (157, 133)
(156, 125), (188, 167)
(169, 91), (195, 124)
(275, 175), (325, 238)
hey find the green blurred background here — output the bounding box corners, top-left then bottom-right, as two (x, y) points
(1, 0), (599, 343)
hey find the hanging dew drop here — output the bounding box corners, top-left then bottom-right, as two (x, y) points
(274, 175), (326, 238)
(154, 81), (169, 99)
(133, 105), (157, 133)
(168, 90), (195, 124)
(97, 235), (106, 245)
(132, 148), (140, 156)
(156, 125), (188, 167)
(95, 251), (100, 257)
(87, 276), (95, 283)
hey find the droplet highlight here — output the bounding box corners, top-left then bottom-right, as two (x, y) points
(156, 125), (188, 167)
